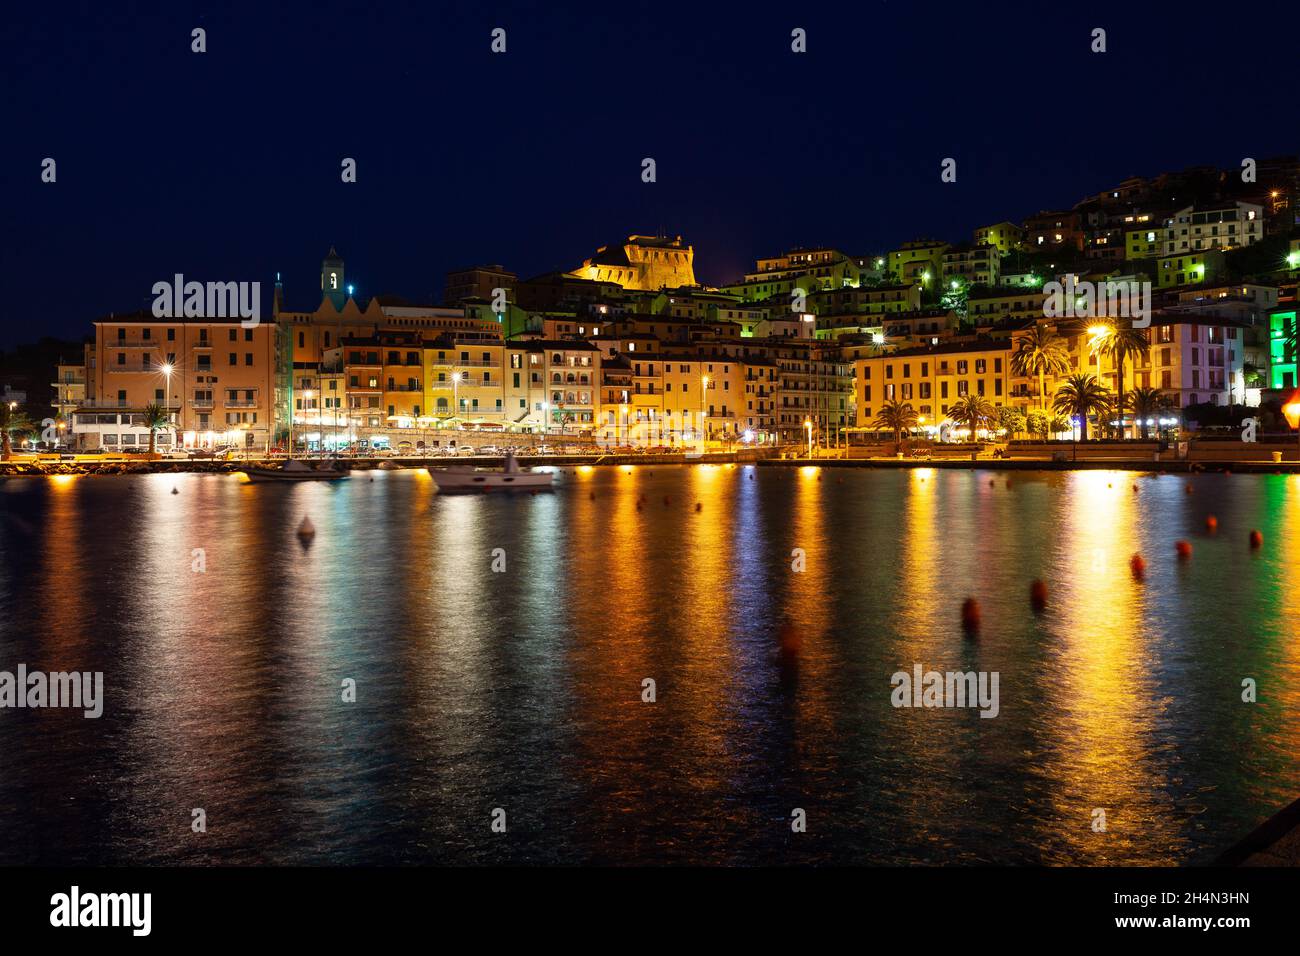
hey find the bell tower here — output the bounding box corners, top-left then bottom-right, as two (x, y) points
(321, 247), (345, 297)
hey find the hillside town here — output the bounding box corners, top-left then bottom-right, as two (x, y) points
(9, 157), (1300, 460)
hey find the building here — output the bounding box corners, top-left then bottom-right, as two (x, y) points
(887, 240), (949, 288)
(444, 264), (516, 306)
(973, 222), (1024, 254)
(569, 235), (696, 291)
(855, 339), (1014, 433)
(1157, 249), (1226, 289)
(1162, 202), (1264, 255)
(942, 244), (1001, 287)
(76, 313), (276, 451)
(1024, 210), (1085, 251)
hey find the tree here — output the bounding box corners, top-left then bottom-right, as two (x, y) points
(873, 399), (919, 453)
(142, 403), (171, 456)
(1026, 409), (1051, 440)
(1051, 373), (1113, 442)
(0, 403), (34, 460)
(1127, 387), (1171, 440)
(996, 405), (1026, 438)
(1011, 325), (1071, 412)
(1090, 321), (1151, 438)
(947, 394), (997, 440)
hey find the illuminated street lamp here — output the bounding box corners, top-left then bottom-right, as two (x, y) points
(804, 417), (813, 459)
(701, 374), (710, 447)
(452, 371), (462, 422)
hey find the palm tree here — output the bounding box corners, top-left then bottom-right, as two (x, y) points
(0, 403), (34, 461)
(141, 403), (171, 456)
(1011, 325), (1071, 412)
(1051, 373), (1112, 442)
(947, 394), (997, 441)
(1090, 321), (1150, 438)
(873, 399), (919, 453)
(1127, 386), (1170, 440)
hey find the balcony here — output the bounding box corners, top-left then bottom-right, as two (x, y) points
(224, 400), (259, 408)
(107, 364), (164, 374)
(384, 384), (423, 393)
(190, 398), (215, 409)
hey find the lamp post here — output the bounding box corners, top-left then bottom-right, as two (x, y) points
(701, 374), (710, 450)
(804, 417), (813, 459)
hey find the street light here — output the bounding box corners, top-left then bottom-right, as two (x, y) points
(452, 372), (462, 423)
(701, 374), (710, 448)
(804, 417), (813, 459)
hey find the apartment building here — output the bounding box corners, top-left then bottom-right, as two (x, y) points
(855, 340), (1012, 428)
(76, 313), (276, 450)
(942, 244), (1001, 287)
(1162, 202), (1265, 255)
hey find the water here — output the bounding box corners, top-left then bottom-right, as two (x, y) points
(1, 464), (1298, 865)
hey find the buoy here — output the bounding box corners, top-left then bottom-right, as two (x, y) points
(960, 598), (981, 635)
(297, 516), (315, 539)
(1249, 529), (1263, 549)
(1185, 484), (1193, 495)
(989, 479), (995, 488)
(171, 487), (178, 495)
(1176, 540), (1192, 560)
(1129, 553), (1146, 580)
(1205, 515), (1218, 533)
(695, 502), (702, 512)
(1030, 579), (1048, 613)
(1133, 483), (1139, 492)
(778, 620), (802, 656)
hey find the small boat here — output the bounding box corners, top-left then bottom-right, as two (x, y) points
(429, 451), (553, 492)
(241, 459), (351, 483)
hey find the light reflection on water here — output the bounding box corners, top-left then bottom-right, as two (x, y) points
(1, 465), (1298, 865)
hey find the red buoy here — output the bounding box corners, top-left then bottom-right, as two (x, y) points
(1130, 554), (1147, 580)
(1250, 529), (1263, 549)
(1205, 515), (1218, 533)
(1030, 579), (1048, 613)
(1176, 540), (1193, 560)
(960, 598), (981, 634)
(695, 502), (702, 512)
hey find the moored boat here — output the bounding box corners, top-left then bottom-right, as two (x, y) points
(241, 459), (351, 483)
(429, 451), (553, 492)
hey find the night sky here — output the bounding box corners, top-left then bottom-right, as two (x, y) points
(3, 0), (1294, 347)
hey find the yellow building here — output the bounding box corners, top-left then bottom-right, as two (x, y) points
(887, 240), (948, 288)
(1125, 224), (1164, 261)
(570, 235), (696, 291)
(855, 339), (1012, 430)
(973, 222), (1024, 254)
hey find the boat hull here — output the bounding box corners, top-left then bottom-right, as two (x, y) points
(241, 467), (350, 483)
(429, 470), (553, 491)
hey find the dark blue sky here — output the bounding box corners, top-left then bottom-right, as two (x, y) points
(2, 0), (1294, 346)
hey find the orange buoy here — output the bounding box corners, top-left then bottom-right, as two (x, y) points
(1175, 540), (1192, 560)
(1030, 579), (1048, 613)
(1133, 483), (1139, 492)
(1129, 553), (1146, 580)
(778, 620), (802, 655)
(989, 479), (995, 488)
(695, 502), (702, 513)
(1205, 515), (1218, 533)
(1249, 529), (1263, 549)
(960, 598), (981, 635)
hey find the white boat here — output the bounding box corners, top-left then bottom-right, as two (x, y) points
(241, 459), (351, 483)
(429, 451), (553, 491)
